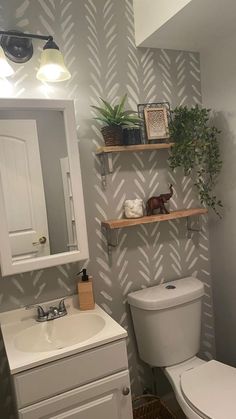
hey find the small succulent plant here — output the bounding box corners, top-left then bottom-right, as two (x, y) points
(91, 94), (142, 127)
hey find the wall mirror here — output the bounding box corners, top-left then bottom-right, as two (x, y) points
(0, 98), (89, 276)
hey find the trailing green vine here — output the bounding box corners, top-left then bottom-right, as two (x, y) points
(168, 105), (222, 216)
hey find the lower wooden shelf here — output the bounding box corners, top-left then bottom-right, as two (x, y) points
(101, 208), (208, 252)
(101, 208), (208, 230)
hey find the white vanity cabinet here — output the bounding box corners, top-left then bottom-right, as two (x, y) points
(12, 340), (133, 419)
(1, 299), (132, 419)
(17, 371), (131, 419)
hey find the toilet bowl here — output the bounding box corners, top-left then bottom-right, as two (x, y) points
(164, 356), (207, 419)
(128, 277), (236, 419)
(165, 356), (236, 419)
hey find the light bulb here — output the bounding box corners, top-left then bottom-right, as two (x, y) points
(0, 78), (13, 96)
(40, 64), (61, 81)
(0, 46), (14, 78)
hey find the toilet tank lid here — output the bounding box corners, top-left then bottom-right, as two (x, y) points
(127, 277), (204, 310)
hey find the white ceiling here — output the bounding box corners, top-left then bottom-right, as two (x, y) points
(137, 0), (236, 52)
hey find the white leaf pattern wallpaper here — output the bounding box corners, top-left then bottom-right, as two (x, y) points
(0, 1), (215, 417)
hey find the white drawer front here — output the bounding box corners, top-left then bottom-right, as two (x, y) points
(14, 340), (128, 409)
(18, 370), (133, 419)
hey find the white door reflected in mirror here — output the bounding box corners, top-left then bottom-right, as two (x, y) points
(0, 119), (50, 260)
(0, 99), (88, 276)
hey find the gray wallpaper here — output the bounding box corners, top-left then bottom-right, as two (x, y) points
(0, 0), (215, 417)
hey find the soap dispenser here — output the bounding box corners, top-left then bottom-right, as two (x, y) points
(77, 268), (95, 310)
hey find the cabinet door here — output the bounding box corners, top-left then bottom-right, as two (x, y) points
(19, 370), (133, 419)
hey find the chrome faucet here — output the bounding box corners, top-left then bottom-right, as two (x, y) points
(26, 298), (67, 322)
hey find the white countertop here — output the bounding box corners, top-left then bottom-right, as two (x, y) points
(0, 296), (127, 374)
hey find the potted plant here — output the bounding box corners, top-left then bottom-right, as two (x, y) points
(168, 105), (222, 216)
(91, 94), (142, 146)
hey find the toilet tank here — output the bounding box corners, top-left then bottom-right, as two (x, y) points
(128, 277), (204, 367)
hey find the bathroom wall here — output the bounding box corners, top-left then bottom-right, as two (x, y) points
(201, 31), (236, 367)
(0, 1), (215, 416)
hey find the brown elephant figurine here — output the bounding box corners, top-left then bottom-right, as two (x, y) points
(146, 184), (173, 215)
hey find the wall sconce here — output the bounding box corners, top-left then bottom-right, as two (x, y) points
(0, 30), (71, 82)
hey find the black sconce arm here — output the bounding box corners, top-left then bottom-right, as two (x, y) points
(0, 30), (52, 42)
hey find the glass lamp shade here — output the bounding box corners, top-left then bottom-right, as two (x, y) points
(36, 48), (71, 82)
(0, 46), (14, 77)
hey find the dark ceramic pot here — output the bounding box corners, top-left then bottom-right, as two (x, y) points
(123, 127), (141, 145)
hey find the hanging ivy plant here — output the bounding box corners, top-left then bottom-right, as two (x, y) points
(168, 105), (222, 216)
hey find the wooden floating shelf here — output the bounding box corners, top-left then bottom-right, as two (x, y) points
(96, 142), (174, 154)
(101, 208), (208, 230)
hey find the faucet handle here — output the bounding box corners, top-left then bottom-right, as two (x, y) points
(58, 298), (68, 314)
(25, 304), (47, 320)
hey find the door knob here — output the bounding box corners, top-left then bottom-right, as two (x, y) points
(122, 387), (130, 396)
(32, 236), (47, 246)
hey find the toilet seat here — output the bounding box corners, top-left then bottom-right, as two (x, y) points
(181, 360), (236, 419)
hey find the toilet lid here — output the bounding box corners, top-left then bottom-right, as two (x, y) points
(181, 360), (236, 419)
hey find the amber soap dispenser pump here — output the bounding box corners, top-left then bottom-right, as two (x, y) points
(77, 268), (95, 310)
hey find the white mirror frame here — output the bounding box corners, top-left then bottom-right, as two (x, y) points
(0, 98), (89, 276)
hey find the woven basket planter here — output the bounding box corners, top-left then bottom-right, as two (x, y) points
(101, 125), (123, 146)
(132, 395), (176, 419)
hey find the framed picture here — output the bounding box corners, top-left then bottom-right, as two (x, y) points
(137, 102), (171, 143)
(144, 107), (169, 141)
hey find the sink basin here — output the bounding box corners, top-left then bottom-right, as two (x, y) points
(14, 313), (106, 353)
(0, 297), (127, 374)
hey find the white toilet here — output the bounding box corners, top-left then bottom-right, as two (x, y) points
(128, 277), (236, 419)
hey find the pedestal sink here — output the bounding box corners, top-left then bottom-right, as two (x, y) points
(14, 313), (106, 352)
